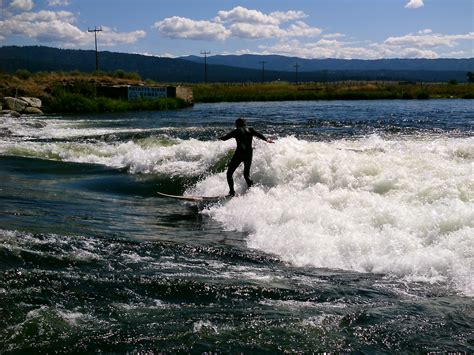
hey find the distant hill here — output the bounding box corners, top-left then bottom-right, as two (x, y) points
(181, 54), (474, 72)
(1, 46), (473, 83)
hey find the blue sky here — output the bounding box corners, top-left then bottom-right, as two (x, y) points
(1, 0), (473, 59)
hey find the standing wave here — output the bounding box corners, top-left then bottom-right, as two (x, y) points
(202, 135), (474, 296)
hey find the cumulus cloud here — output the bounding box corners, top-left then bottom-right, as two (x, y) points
(155, 7), (320, 41)
(256, 27), (473, 60)
(153, 16), (229, 41)
(259, 39), (382, 59)
(270, 10), (307, 23)
(10, 0), (34, 11)
(98, 26), (146, 47)
(256, 29), (470, 59)
(217, 6), (279, 25)
(229, 23), (285, 39)
(384, 30), (474, 48)
(0, 9), (146, 47)
(47, 0), (71, 6)
(286, 21), (322, 37)
(405, 0), (424, 9)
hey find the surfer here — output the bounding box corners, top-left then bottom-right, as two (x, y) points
(219, 118), (273, 196)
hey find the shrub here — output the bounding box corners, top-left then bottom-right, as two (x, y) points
(416, 91), (430, 99)
(125, 71), (141, 80)
(114, 69), (126, 79)
(15, 69), (31, 80)
(45, 92), (97, 113)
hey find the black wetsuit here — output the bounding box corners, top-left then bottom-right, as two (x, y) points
(220, 127), (268, 195)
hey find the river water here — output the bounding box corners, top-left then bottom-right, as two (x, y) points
(1, 100), (473, 352)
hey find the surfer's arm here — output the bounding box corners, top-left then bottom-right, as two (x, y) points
(219, 129), (236, 141)
(251, 128), (274, 143)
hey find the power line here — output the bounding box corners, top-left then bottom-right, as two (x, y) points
(200, 50), (211, 83)
(293, 62), (300, 85)
(88, 26), (102, 71)
(259, 61), (267, 84)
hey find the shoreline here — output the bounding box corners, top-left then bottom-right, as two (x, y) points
(1, 71), (472, 114)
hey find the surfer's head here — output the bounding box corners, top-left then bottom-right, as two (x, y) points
(235, 118), (247, 128)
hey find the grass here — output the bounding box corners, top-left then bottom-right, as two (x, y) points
(0, 71), (472, 114)
(0, 71), (189, 113)
(192, 81), (474, 102)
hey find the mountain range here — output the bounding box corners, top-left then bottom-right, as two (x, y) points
(181, 54), (474, 72)
(1, 46), (473, 83)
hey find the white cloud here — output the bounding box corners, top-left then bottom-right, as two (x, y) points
(10, 9), (76, 23)
(418, 29), (432, 35)
(216, 7), (307, 26)
(217, 6), (279, 25)
(270, 10), (307, 23)
(153, 16), (230, 41)
(228, 20), (322, 39)
(0, 9), (146, 47)
(155, 7), (320, 41)
(259, 39), (382, 59)
(286, 21), (322, 37)
(47, 0), (71, 6)
(257, 31), (468, 59)
(10, 0), (34, 11)
(230, 23), (285, 39)
(384, 31), (474, 48)
(443, 51), (465, 57)
(99, 26), (146, 47)
(405, 0), (424, 9)
(323, 33), (346, 39)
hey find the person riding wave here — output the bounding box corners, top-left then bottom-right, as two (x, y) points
(219, 118), (273, 196)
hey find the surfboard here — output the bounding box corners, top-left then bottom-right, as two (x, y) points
(157, 191), (231, 202)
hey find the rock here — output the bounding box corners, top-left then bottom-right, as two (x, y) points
(0, 110), (21, 117)
(3, 97), (28, 112)
(19, 97), (42, 108)
(23, 107), (44, 115)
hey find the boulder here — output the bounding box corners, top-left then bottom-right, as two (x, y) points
(0, 110), (21, 117)
(23, 107), (44, 115)
(19, 97), (42, 108)
(3, 97), (28, 112)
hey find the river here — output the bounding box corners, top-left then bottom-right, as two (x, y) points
(1, 100), (473, 352)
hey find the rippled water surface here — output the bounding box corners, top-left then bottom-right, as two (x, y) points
(1, 100), (473, 352)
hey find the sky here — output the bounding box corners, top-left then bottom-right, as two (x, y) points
(0, 0), (473, 59)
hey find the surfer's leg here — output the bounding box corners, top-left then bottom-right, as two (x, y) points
(226, 155), (242, 195)
(243, 152), (253, 188)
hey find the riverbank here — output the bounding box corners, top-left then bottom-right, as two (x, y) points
(0, 71), (191, 114)
(193, 81), (474, 102)
(1, 71), (472, 114)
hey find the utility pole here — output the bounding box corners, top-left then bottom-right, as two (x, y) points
(200, 50), (211, 83)
(88, 26), (102, 71)
(259, 61), (267, 84)
(293, 62), (300, 85)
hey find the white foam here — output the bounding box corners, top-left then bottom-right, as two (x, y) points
(193, 320), (219, 333)
(0, 115), (154, 139)
(0, 137), (234, 177)
(204, 136), (474, 296)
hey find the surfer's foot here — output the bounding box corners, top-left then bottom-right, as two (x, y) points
(228, 190), (235, 197)
(246, 180), (253, 188)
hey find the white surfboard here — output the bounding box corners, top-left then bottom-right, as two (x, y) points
(157, 191), (231, 202)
